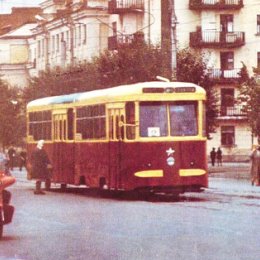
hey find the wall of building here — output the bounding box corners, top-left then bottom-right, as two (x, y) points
(0, 64), (29, 88)
(176, 0), (200, 49)
(208, 122), (255, 162)
(0, 38), (30, 88)
(33, 9), (109, 72)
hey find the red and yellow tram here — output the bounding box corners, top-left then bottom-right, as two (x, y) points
(26, 81), (208, 194)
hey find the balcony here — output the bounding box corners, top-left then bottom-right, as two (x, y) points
(189, 0), (244, 10)
(220, 105), (246, 117)
(108, 0), (144, 14)
(190, 31), (245, 48)
(208, 68), (241, 83)
(108, 32), (144, 50)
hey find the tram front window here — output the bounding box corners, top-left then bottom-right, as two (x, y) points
(139, 101), (198, 137)
(140, 102), (168, 137)
(170, 101), (198, 136)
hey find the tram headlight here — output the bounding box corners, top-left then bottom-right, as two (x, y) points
(190, 161), (195, 166)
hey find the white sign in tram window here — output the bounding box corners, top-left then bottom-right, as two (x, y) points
(148, 127), (160, 137)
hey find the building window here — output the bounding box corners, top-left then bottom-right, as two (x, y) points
(52, 35), (55, 53)
(221, 126), (235, 146)
(221, 88), (234, 116)
(37, 40), (41, 58)
(220, 14), (233, 33)
(56, 34), (60, 52)
(83, 24), (87, 44)
(257, 15), (260, 34)
(42, 39), (45, 57)
(220, 52), (234, 70)
(112, 22), (117, 36)
(78, 25), (81, 45)
(66, 30), (70, 49)
(257, 52), (260, 68)
(74, 29), (77, 47)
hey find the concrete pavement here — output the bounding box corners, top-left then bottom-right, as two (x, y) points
(207, 162), (260, 199)
(208, 162), (251, 179)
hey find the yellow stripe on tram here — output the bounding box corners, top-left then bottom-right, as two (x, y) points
(134, 170), (164, 178)
(179, 169), (206, 177)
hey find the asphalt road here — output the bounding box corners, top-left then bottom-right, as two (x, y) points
(0, 166), (259, 260)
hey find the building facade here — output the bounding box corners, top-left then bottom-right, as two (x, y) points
(176, 0), (258, 160)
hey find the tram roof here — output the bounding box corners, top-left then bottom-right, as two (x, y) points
(27, 81), (205, 108)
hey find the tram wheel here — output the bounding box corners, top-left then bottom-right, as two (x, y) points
(0, 211), (3, 240)
(60, 183), (67, 192)
(45, 179), (51, 191)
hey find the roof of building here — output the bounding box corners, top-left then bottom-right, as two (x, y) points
(0, 7), (42, 35)
(0, 23), (37, 39)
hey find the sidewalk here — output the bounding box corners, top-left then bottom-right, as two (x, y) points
(207, 162), (260, 198)
(208, 162), (251, 179)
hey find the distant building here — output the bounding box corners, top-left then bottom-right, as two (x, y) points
(0, 7), (42, 35)
(179, 0), (257, 160)
(0, 23), (37, 87)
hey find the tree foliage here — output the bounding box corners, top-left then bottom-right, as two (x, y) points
(22, 41), (166, 104)
(177, 48), (219, 138)
(0, 78), (25, 148)
(238, 63), (260, 141)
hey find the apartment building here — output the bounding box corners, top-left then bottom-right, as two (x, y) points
(173, 0), (258, 160)
(27, 0), (109, 75)
(0, 7), (42, 87)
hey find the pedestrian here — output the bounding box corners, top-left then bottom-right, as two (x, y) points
(19, 149), (27, 171)
(31, 140), (52, 195)
(250, 146), (260, 186)
(216, 147), (222, 166)
(7, 146), (16, 171)
(210, 147), (216, 166)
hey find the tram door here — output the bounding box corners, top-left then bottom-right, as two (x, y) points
(53, 109), (75, 184)
(108, 106), (125, 190)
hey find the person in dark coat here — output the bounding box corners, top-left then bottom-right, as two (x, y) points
(7, 147), (16, 171)
(216, 147), (222, 166)
(250, 146), (260, 186)
(210, 147), (216, 166)
(31, 140), (51, 195)
(19, 149), (27, 171)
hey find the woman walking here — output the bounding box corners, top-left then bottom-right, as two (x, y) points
(250, 146), (260, 186)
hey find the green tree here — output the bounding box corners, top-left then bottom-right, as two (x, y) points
(177, 48), (219, 138)
(0, 78), (24, 148)
(22, 41), (166, 103)
(95, 41), (166, 87)
(238, 63), (260, 142)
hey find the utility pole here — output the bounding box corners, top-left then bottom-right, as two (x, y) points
(65, 2), (75, 66)
(169, 0), (177, 81)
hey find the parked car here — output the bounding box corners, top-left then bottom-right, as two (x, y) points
(0, 153), (15, 239)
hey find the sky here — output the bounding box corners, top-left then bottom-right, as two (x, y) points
(0, 0), (43, 13)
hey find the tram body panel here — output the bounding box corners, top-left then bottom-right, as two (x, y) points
(118, 141), (207, 191)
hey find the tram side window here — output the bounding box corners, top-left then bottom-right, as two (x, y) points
(126, 102), (135, 140)
(139, 102), (168, 137)
(170, 101), (198, 136)
(76, 105), (106, 139)
(28, 111), (52, 140)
